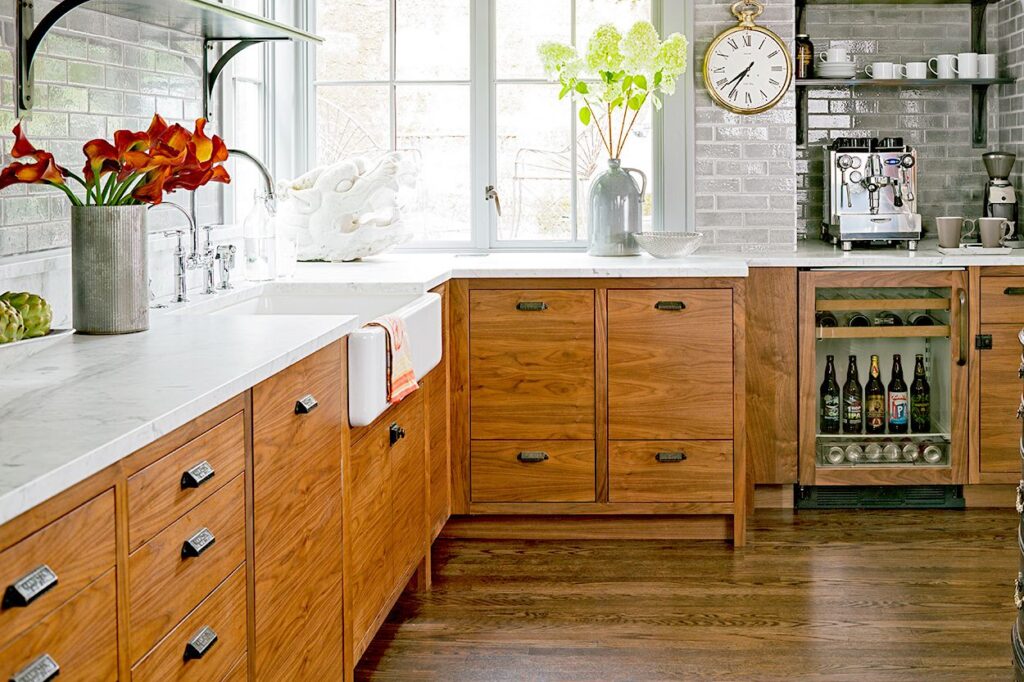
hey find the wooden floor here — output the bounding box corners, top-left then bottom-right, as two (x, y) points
(356, 509), (1018, 681)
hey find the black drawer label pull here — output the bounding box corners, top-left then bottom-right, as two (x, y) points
(183, 626), (218, 661)
(516, 451), (549, 463)
(1004, 287), (1024, 296)
(181, 460), (215, 490)
(10, 653), (59, 682)
(655, 451), (687, 463)
(654, 301), (686, 311)
(3, 565), (57, 610)
(516, 302), (548, 311)
(295, 394), (319, 414)
(389, 423), (406, 446)
(181, 528), (216, 559)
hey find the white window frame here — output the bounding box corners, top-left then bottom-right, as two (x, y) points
(293, 0), (694, 251)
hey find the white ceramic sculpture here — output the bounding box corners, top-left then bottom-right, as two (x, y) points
(277, 152), (416, 262)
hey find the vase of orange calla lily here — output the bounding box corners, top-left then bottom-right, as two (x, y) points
(0, 115), (231, 334)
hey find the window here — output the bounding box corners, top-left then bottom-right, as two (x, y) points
(307, 0), (689, 249)
(225, 0), (269, 225)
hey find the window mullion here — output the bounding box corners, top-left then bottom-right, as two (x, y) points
(473, 0), (494, 250)
(389, 0), (398, 150)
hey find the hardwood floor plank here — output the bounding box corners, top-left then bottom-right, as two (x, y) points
(356, 509), (1018, 681)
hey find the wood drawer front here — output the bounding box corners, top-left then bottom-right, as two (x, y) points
(128, 412), (245, 552)
(980, 325), (1024, 473)
(391, 392), (427, 587)
(471, 441), (595, 503)
(129, 473), (246, 663)
(608, 289), (734, 440)
(349, 412), (393, 651)
(608, 441), (733, 503)
(981, 277), (1024, 324)
(0, 490), (114, 651)
(470, 289), (595, 440)
(0, 571), (117, 682)
(132, 566), (247, 682)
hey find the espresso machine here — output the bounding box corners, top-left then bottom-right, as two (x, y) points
(823, 137), (922, 251)
(983, 151), (1020, 246)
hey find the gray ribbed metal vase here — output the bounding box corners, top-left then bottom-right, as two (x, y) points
(587, 158), (647, 256)
(71, 205), (149, 334)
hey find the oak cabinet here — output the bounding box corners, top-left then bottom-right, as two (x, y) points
(978, 325), (1024, 473)
(608, 441), (733, 503)
(252, 341), (346, 680)
(470, 289), (595, 440)
(348, 390), (428, 661)
(608, 289), (734, 440)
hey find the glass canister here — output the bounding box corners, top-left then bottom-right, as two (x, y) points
(796, 34), (814, 79)
(243, 191), (277, 282)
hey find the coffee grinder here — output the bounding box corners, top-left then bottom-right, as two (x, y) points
(983, 151), (1020, 245)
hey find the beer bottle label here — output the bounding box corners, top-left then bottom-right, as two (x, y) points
(889, 391), (908, 425)
(823, 395), (839, 420)
(866, 396), (885, 427)
(844, 395), (862, 421)
(912, 399), (930, 426)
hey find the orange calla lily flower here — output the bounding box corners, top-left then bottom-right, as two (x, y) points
(0, 153), (66, 190)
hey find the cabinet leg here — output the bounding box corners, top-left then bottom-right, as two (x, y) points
(411, 554), (432, 592)
(733, 513), (747, 548)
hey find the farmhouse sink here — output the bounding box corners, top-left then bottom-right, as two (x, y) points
(174, 284), (442, 427)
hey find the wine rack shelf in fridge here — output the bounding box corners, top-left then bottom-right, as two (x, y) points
(799, 269), (969, 486)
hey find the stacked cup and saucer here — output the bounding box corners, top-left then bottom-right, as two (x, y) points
(817, 47), (856, 79)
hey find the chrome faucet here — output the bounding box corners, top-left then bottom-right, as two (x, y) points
(228, 149), (277, 215)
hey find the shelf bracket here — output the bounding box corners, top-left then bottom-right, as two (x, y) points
(16, 0), (92, 118)
(972, 84), (989, 148)
(202, 37), (288, 120)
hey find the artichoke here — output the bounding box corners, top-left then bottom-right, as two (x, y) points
(0, 299), (25, 344)
(0, 291), (52, 338)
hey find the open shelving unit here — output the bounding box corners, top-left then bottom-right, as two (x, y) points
(795, 0), (1009, 148)
(14, 0), (323, 118)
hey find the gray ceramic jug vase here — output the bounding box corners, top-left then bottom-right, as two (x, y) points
(587, 159), (647, 256)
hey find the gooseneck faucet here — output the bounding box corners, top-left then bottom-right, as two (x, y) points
(228, 148), (277, 215)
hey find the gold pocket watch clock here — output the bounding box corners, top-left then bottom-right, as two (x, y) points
(703, 0), (793, 115)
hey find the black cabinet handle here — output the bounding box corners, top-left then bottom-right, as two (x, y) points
(1005, 287), (1024, 296)
(655, 451), (687, 463)
(654, 301), (686, 311)
(180, 460), (215, 490)
(516, 301), (548, 312)
(295, 394), (319, 414)
(181, 528), (216, 559)
(10, 654), (59, 682)
(516, 451), (549, 463)
(3, 564), (58, 610)
(183, 626), (218, 662)
(389, 423), (406, 446)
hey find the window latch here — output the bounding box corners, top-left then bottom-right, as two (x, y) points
(485, 185), (501, 217)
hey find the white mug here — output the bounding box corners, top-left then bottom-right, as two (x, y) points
(957, 52), (979, 79)
(892, 64), (908, 80)
(819, 47), (850, 63)
(905, 62), (928, 79)
(865, 62), (896, 79)
(979, 53), (997, 79)
(929, 54), (958, 79)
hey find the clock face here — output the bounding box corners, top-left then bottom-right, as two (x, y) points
(704, 27), (792, 114)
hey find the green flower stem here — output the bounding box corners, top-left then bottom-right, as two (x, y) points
(99, 174), (117, 204)
(581, 96), (613, 157)
(616, 93), (648, 158)
(109, 173), (139, 204)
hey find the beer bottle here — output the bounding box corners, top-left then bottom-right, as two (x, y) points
(865, 354), (886, 434)
(820, 354), (840, 434)
(887, 353), (909, 434)
(910, 354), (931, 433)
(842, 355), (863, 434)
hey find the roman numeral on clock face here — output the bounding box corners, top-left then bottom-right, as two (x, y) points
(743, 34), (751, 47)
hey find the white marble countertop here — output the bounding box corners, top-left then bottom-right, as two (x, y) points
(0, 313), (358, 526)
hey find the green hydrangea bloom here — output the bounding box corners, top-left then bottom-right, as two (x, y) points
(656, 32), (688, 95)
(586, 24), (623, 72)
(538, 41), (582, 80)
(622, 21), (660, 74)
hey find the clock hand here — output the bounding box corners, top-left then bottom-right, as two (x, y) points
(728, 63), (756, 98)
(723, 61), (756, 88)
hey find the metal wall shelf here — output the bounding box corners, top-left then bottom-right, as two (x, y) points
(15, 0), (323, 118)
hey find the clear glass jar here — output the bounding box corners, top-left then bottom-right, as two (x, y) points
(243, 192), (277, 282)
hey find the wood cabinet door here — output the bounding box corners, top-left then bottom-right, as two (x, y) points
(252, 342), (345, 680)
(979, 325), (1024, 473)
(389, 392), (427, 588)
(470, 289), (595, 439)
(425, 368), (450, 539)
(608, 289), (734, 440)
(348, 415), (393, 653)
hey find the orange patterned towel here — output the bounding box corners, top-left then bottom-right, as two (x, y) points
(366, 314), (419, 404)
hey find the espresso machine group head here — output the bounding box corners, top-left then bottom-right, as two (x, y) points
(823, 137), (922, 251)
(983, 151), (1019, 244)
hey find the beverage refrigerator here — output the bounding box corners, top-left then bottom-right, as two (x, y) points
(798, 269), (969, 486)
